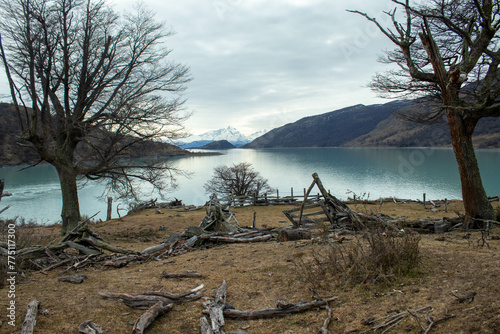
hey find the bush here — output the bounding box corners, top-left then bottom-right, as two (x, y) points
(294, 228), (421, 290)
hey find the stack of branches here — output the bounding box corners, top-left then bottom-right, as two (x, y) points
(199, 194), (240, 233)
(5, 219), (203, 274)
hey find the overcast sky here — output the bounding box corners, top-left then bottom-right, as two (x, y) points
(2, 0), (400, 136)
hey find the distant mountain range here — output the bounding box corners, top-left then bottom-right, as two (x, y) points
(178, 126), (267, 148)
(245, 100), (500, 148)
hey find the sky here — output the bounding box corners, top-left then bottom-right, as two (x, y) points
(1, 0), (400, 136)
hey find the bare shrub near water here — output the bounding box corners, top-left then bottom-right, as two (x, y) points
(0, 218), (56, 287)
(294, 228), (421, 290)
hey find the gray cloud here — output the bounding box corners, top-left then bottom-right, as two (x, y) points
(1, 0), (400, 135)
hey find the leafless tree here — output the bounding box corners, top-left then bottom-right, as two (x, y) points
(204, 163), (273, 198)
(349, 0), (500, 228)
(0, 0), (191, 234)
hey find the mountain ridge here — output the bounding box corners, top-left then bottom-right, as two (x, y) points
(245, 100), (500, 149)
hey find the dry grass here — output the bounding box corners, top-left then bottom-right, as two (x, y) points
(0, 201), (499, 333)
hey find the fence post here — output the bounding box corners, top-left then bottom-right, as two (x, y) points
(291, 187), (294, 201)
(107, 197), (113, 221)
(277, 189), (279, 200)
(423, 193), (426, 208)
(253, 212), (257, 229)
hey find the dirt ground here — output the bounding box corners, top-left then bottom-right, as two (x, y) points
(1, 200), (500, 333)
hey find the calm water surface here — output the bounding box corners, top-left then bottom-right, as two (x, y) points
(1, 147), (499, 224)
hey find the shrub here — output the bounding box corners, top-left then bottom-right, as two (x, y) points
(294, 228), (421, 290)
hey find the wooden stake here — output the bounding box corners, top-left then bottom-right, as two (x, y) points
(253, 212), (257, 229)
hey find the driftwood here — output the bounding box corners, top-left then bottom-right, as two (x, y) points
(161, 270), (203, 279)
(99, 285), (204, 310)
(200, 234), (272, 243)
(58, 274), (89, 284)
(204, 280), (227, 334)
(78, 320), (104, 334)
(131, 301), (173, 334)
(20, 300), (40, 334)
(318, 303), (334, 334)
(223, 297), (338, 320)
(200, 316), (212, 334)
(65, 240), (100, 255)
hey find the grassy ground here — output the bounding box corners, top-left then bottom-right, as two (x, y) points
(1, 200), (500, 333)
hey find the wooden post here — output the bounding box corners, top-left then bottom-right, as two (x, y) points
(291, 187), (294, 200)
(252, 212), (257, 229)
(253, 193), (257, 206)
(264, 193), (268, 204)
(423, 193), (426, 208)
(106, 197), (113, 221)
(445, 198), (448, 212)
(20, 300), (40, 334)
(277, 189), (279, 200)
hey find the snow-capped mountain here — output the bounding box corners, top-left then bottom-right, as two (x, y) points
(178, 126), (267, 148)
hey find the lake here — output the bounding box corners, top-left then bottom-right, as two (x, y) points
(1, 147), (499, 224)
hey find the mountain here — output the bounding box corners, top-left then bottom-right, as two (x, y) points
(179, 126), (268, 148)
(197, 140), (236, 150)
(0, 103), (190, 166)
(245, 100), (500, 148)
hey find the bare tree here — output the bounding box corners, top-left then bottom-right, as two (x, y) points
(350, 0), (500, 228)
(0, 0), (191, 234)
(204, 163), (273, 198)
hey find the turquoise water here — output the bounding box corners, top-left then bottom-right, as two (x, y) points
(1, 147), (499, 224)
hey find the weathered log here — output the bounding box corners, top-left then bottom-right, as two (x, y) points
(78, 320), (104, 334)
(139, 284), (205, 300)
(206, 280), (227, 334)
(58, 274), (89, 284)
(140, 243), (170, 256)
(131, 301), (173, 334)
(277, 229), (312, 242)
(65, 241), (101, 255)
(200, 316), (213, 334)
(20, 300), (40, 334)
(161, 270), (203, 279)
(98, 288), (203, 309)
(83, 235), (139, 255)
(222, 297), (338, 320)
(200, 235), (272, 243)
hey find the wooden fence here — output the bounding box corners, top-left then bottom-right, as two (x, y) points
(220, 187), (327, 207)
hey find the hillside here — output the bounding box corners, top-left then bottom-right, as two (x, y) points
(196, 140), (236, 149)
(245, 100), (500, 148)
(0, 103), (190, 166)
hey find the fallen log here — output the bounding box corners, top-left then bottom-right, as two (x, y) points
(200, 234), (272, 243)
(20, 300), (40, 334)
(206, 280), (227, 334)
(58, 274), (89, 284)
(78, 320), (104, 334)
(200, 316), (212, 334)
(65, 240), (100, 255)
(140, 284), (204, 300)
(98, 287), (203, 309)
(222, 297), (338, 320)
(132, 301), (173, 334)
(161, 270), (203, 279)
(277, 229), (312, 242)
(83, 235), (139, 255)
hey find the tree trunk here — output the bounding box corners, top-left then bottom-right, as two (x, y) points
(447, 110), (495, 228)
(56, 166), (81, 235)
